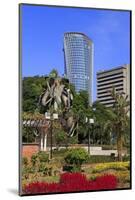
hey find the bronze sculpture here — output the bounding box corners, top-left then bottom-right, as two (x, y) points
(39, 76), (77, 136)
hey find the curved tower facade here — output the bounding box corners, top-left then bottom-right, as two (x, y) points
(63, 32), (93, 105)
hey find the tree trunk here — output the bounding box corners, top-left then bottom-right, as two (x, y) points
(117, 132), (123, 161)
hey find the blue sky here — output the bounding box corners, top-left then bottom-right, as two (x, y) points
(21, 4), (130, 100)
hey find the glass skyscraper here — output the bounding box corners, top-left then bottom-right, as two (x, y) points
(63, 32), (93, 105)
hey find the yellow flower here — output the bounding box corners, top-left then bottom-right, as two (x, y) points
(92, 162), (129, 173)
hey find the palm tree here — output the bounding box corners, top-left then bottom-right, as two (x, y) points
(92, 101), (113, 145)
(109, 88), (130, 161)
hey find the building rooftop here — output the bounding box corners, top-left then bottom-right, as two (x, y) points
(64, 32), (93, 43)
(97, 64), (129, 75)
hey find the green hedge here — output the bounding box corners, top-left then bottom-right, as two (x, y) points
(87, 155), (116, 164)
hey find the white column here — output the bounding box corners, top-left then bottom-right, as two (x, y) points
(43, 134), (47, 151)
(40, 136), (43, 151)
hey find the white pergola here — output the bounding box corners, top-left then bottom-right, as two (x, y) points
(23, 118), (50, 151)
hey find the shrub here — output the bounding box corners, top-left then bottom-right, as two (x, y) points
(23, 173), (117, 194)
(64, 148), (89, 171)
(22, 166), (35, 179)
(31, 154), (38, 167)
(87, 155), (115, 163)
(52, 148), (68, 157)
(38, 163), (48, 175)
(37, 151), (49, 163)
(111, 171), (130, 183)
(123, 155), (130, 162)
(31, 151), (49, 166)
(92, 162), (129, 173)
(55, 130), (66, 149)
(22, 157), (28, 166)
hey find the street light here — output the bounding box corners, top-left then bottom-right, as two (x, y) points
(85, 117), (94, 154)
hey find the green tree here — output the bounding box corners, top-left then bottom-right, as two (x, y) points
(55, 130), (66, 149)
(64, 148), (89, 171)
(49, 69), (58, 78)
(72, 90), (91, 143)
(109, 89), (130, 161)
(92, 101), (114, 145)
(23, 76), (46, 112)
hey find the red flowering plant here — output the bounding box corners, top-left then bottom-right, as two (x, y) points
(23, 173), (117, 194)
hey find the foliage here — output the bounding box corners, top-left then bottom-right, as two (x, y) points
(123, 154), (130, 162)
(37, 151), (49, 163)
(124, 118), (130, 147)
(31, 151), (49, 166)
(22, 127), (37, 143)
(88, 170), (130, 184)
(72, 90), (89, 112)
(54, 129), (67, 149)
(66, 135), (78, 146)
(22, 166), (35, 180)
(38, 163), (49, 175)
(23, 111), (44, 119)
(92, 162), (129, 173)
(31, 154), (38, 167)
(87, 155), (116, 164)
(113, 171), (130, 183)
(23, 173), (117, 194)
(53, 120), (78, 148)
(22, 151), (61, 182)
(52, 148), (68, 156)
(64, 148), (89, 170)
(92, 101), (114, 145)
(23, 76), (46, 112)
(109, 88), (130, 161)
(49, 69), (58, 78)
(22, 157), (28, 166)
(70, 90), (97, 144)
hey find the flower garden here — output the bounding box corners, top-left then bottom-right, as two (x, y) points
(22, 148), (130, 195)
(23, 173), (117, 194)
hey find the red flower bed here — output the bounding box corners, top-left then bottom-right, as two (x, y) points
(23, 173), (117, 194)
(60, 172), (87, 184)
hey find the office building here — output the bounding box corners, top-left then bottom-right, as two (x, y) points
(63, 32), (93, 105)
(97, 64), (130, 107)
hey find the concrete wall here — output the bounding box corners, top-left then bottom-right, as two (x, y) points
(22, 144), (126, 157)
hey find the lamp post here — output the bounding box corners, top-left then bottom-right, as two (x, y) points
(86, 117), (94, 154)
